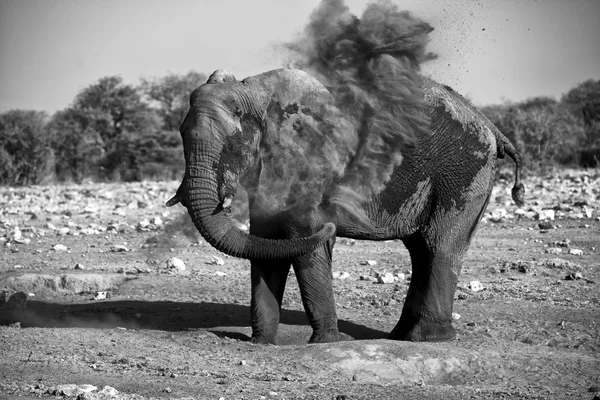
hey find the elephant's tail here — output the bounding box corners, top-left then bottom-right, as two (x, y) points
(496, 132), (525, 207)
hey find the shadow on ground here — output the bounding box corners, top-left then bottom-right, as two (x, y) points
(0, 300), (388, 343)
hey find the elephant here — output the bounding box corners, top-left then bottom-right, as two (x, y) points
(167, 67), (524, 344)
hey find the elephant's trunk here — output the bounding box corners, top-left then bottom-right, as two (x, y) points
(174, 160), (335, 259)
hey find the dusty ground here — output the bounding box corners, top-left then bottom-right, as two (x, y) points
(1, 170), (599, 400)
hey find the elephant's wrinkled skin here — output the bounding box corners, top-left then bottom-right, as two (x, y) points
(169, 68), (524, 344)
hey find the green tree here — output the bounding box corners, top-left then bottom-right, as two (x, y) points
(0, 110), (53, 185)
(71, 76), (163, 180)
(73, 76), (159, 146)
(141, 71), (206, 131)
(561, 80), (600, 167)
(47, 108), (103, 182)
(510, 100), (585, 170)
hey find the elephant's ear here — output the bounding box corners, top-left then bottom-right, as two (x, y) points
(207, 69), (237, 84)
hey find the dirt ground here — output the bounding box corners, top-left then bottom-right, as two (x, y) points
(1, 171), (599, 400)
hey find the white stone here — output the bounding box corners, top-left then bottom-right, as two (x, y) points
(545, 247), (562, 255)
(94, 292), (107, 300)
(452, 312), (461, 320)
(110, 245), (129, 252)
(333, 271), (350, 280)
(491, 208), (507, 221)
(151, 216), (163, 226)
(210, 256), (225, 266)
(215, 271), (227, 277)
(569, 248), (584, 256)
(469, 280), (484, 292)
(99, 386), (119, 396)
(53, 244), (68, 251)
(361, 260), (377, 266)
(166, 257), (186, 272)
(537, 209), (555, 221)
(377, 272), (395, 284)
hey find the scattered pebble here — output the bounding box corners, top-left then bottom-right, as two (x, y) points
(110, 245), (129, 252)
(565, 272), (584, 281)
(545, 247), (562, 255)
(452, 312), (461, 320)
(166, 257), (186, 273)
(568, 248), (584, 256)
(537, 209), (555, 221)
(377, 272), (395, 284)
(333, 271), (351, 280)
(469, 280), (484, 292)
(94, 292), (107, 300)
(360, 260), (378, 266)
(53, 244), (68, 252)
(209, 256), (225, 266)
(215, 271), (227, 277)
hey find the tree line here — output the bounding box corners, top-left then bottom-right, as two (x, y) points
(0, 71), (205, 185)
(0, 74), (599, 186)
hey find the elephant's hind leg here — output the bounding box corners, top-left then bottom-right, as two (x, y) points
(391, 193), (491, 342)
(292, 238), (341, 343)
(250, 259), (291, 344)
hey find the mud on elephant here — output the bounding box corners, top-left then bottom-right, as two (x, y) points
(167, 68), (524, 344)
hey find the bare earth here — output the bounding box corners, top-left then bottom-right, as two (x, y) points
(1, 170), (599, 400)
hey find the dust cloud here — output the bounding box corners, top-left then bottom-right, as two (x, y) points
(275, 0), (436, 219)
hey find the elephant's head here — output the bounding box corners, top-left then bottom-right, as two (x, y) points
(167, 69), (338, 259)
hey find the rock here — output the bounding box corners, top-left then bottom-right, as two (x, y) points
(215, 271), (227, 277)
(583, 206), (594, 218)
(568, 248), (584, 256)
(361, 260), (378, 266)
(537, 209), (555, 221)
(136, 219), (151, 231)
(94, 292), (107, 300)
(151, 216), (163, 226)
(565, 272), (584, 280)
(469, 280), (484, 292)
(98, 386), (119, 396)
(74, 263), (85, 270)
(452, 312), (461, 320)
(545, 247), (562, 255)
(377, 272), (395, 284)
(538, 221), (554, 230)
(333, 271), (351, 280)
(490, 208), (508, 222)
(109, 245), (129, 252)
(209, 256), (225, 266)
(166, 257), (186, 273)
(53, 384), (97, 397)
(53, 244), (68, 251)
(553, 239), (571, 248)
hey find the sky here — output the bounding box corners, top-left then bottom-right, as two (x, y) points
(1, 0), (599, 114)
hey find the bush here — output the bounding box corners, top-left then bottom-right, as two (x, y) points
(0, 110), (54, 185)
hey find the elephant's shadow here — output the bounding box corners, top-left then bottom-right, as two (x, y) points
(0, 299), (388, 343)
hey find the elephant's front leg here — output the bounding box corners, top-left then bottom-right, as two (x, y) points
(250, 259), (291, 344)
(292, 238), (341, 343)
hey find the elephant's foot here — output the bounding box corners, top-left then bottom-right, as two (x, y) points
(309, 328), (341, 344)
(250, 333), (278, 345)
(389, 314), (456, 342)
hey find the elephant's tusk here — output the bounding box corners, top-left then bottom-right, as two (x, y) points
(222, 196), (233, 209)
(166, 194), (181, 207)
